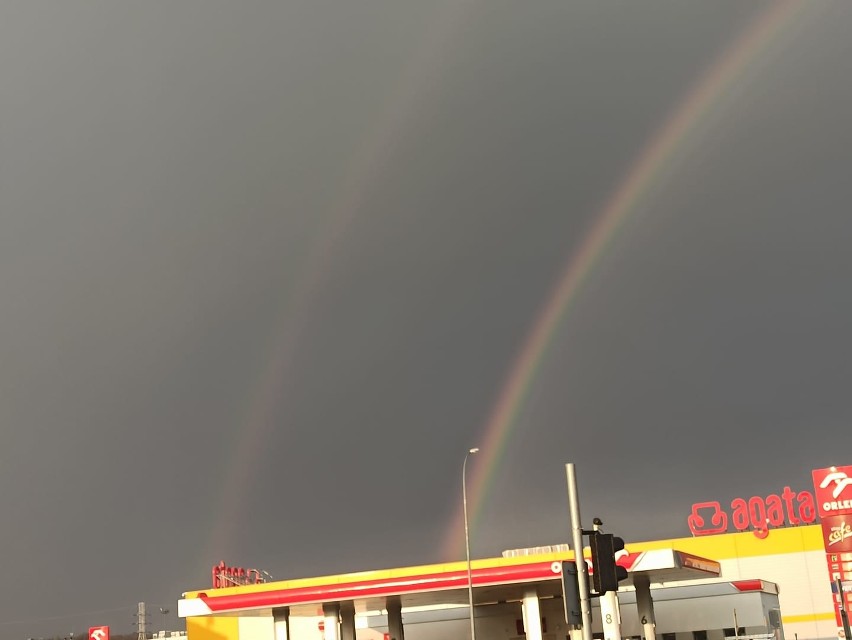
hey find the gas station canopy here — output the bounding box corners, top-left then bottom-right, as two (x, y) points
(178, 548), (721, 619)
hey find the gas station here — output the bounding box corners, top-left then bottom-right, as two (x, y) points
(179, 537), (795, 640)
(179, 546), (735, 640)
(178, 464), (852, 640)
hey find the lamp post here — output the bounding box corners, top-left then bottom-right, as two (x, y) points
(463, 447), (480, 640)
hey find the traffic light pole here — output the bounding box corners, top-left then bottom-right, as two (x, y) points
(566, 464), (594, 640)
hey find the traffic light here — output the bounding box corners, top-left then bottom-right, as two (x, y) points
(561, 561), (583, 626)
(589, 532), (628, 594)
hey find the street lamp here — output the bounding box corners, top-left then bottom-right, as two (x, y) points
(463, 447), (480, 640)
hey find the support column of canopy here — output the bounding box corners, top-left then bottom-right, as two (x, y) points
(340, 601), (356, 640)
(273, 607), (290, 640)
(323, 603), (340, 640)
(634, 574), (657, 640)
(387, 596), (405, 640)
(522, 589), (544, 640)
(599, 590), (622, 640)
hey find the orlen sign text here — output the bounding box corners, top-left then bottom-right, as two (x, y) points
(688, 487), (816, 538)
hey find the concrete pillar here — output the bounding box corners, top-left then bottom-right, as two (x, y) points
(522, 589), (544, 640)
(340, 601), (356, 640)
(633, 575), (657, 640)
(323, 603), (340, 640)
(273, 607), (290, 640)
(387, 596), (405, 640)
(599, 590), (622, 640)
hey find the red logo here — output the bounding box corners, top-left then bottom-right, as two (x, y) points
(813, 467), (852, 518)
(687, 502), (729, 536)
(211, 561), (264, 588)
(822, 515), (852, 552)
(89, 627), (109, 640)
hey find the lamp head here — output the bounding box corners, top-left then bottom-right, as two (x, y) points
(469, 447), (480, 454)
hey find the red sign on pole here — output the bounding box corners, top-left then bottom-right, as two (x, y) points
(813, 466), (852, 518)
(89, 627), (109, 640)
(822, 516), (852, 553)
(812, 466), (852, 635)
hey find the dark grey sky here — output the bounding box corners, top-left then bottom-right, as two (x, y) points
(2, 1), (851, 637)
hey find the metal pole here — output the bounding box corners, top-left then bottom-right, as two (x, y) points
(567, 463), (594, 640)
(464, 448), (480, 640)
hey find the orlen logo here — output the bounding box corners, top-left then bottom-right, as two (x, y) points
(813, 466), (852, 518)
(89, 627), (109, 640)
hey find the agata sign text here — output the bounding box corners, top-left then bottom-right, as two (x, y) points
(687, 486), (817, 538)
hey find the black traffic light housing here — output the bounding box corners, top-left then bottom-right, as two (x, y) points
(589, 532), (628, 594)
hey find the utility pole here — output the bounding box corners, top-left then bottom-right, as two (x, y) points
(836, 578), (852, 640)
(566, 463), (593, 640)
(135, 602), (148, 640)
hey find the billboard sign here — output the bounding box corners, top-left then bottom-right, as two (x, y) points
(813, 466), (852, 518)
(89, 627), (109, 640)
(823, 516), (852, 553)
(812, 466), (852, 633)
(687, 487), (816, 537)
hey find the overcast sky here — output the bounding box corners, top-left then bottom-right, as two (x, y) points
(2, 1), (852, 637)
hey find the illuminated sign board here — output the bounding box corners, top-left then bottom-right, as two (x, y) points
(812, 466), (852, 518)
(687, 487), (817, 537)
(89, 627), (109, 640)
(812, 466), (852, 632)
(822, 516), (852, 552)
(211, 560), (264, 588)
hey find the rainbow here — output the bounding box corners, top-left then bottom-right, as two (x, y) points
(199, 1), (480, 575)
(441, 0), (806, 560)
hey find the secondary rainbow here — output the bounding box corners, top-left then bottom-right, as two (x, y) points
(198, 2), (482, 574)
(442, 0), (806, 560)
